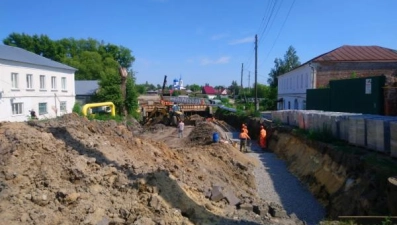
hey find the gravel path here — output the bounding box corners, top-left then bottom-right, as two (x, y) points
(246, 141), (325, 225)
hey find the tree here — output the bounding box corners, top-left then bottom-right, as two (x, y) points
(189, 84), (201, 92)
(228, 80), (239, 96)
(267, 46), (301, 88)
(125, 75), (139, 115)
(94, 73), (124, 114)
(94, 72), (138, 116)
(135, 84), (147, 94)
(3, 33), (135, 80)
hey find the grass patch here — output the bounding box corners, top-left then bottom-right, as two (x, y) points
(292, 125), (336, 144)
(86, 113), (124, 122)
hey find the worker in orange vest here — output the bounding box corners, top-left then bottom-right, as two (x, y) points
(258, 125), (267, 149)
(239, 129), (251, 152)
(242, 123), (248, 134)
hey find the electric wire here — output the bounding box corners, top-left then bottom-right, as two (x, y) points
(260, 0), (296, 69)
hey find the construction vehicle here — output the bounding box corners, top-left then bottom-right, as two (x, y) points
(140, 75), (212, 127)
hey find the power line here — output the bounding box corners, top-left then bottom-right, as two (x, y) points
(243, 0), (275, 72)
(247, 0), (282, 73)
(258, 0), (283, 46)
(260, 0), (296, 69)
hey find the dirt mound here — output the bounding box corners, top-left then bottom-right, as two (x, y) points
(0, 114), (302, 225)
(188, 121), (217, 145)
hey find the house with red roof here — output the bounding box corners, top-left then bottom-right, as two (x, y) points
(202, 84), (218, 99)
(277, 45), (397, 110)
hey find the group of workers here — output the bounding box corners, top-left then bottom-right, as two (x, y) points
(239, 123), (267, 152)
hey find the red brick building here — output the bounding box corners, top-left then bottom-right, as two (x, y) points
(312, 45), (397, 87)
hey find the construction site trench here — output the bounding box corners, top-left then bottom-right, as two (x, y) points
(216, 113), (397, 221)
(1, 112), (396, 225)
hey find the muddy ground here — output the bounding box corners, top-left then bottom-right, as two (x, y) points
(0, 113), (303, 225)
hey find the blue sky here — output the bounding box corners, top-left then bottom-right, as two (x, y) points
(1, 0), (397, 87)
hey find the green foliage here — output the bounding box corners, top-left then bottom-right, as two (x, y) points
(293, 125), (335, 143)
(86, 113), (124, 122)
(172, 90), (181, 96)
(3, 32), (135, 81)
(350, 71), (358, 79)
(72, 102), (82, 115)
(228, 80), (240, 96)
(261, 86), (278, 110)
(268, 46), (301, 88)
(94, 73), (123, 113)
(93, 74), (138, 117)
(125, 76), (139, 117)
(189, 84), (201, 92)
(135, 84), (147, 94)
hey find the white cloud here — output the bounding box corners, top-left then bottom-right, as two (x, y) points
(229, 36), (254, 45)
(211, 33), (228, 40)
(200, 56), (231, 65)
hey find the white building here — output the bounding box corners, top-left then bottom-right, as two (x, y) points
(172, 76), (185, 90)
(277, 63), (315, 110)
(0, 45), (77, 122)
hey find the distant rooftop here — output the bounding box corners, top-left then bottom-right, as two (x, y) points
(312, 45), (397, 62)
(0, 45), (77, 71)
(75, 80), (99, 95)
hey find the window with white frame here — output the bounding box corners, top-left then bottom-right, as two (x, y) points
(61, 77), (67, 90)
(12, 103), (23, 115)
(60, 101), (67, 112)
(39, 102), (47, 115)
(40, 75), (46, 89)
(51, 76), (57, 90)
(11, 73), (19, 89)
(26, 74), (33, 89)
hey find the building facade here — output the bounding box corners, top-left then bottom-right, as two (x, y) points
(0, 45), (77, 122)
(277, 45), (397, 110)
(277, 64), (314, 110)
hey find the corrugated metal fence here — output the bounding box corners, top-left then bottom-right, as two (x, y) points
(307, 75), (386, 115)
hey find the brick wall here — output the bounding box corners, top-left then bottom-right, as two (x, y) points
(316, 62), (397, 87)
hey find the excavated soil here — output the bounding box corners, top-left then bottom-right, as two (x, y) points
(0, 113), (302, 225)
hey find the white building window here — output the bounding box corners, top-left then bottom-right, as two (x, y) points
(11, 73), (19, 89)
(51, 76), (57, 90)
(40, 75), (46, 89)
(60, 101), (67, 112)
(39, 102), (47, 115)
(26, 74), (33, 89)
(12, 103), (23, 115)
(61, 77), (67, 90)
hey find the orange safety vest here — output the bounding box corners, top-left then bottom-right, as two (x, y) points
(239, 132), (250, 139)
(260, 128), (266, 138)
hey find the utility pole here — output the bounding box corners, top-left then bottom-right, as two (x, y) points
(248, 71), (251, 90)
(254, 34), (258, 111)
(240, 63), (244, 98)
(240, 63), (244, 89)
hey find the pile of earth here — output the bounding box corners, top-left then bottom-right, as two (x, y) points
(188, 121), (218, 145)
(0, 113), (303, 225)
